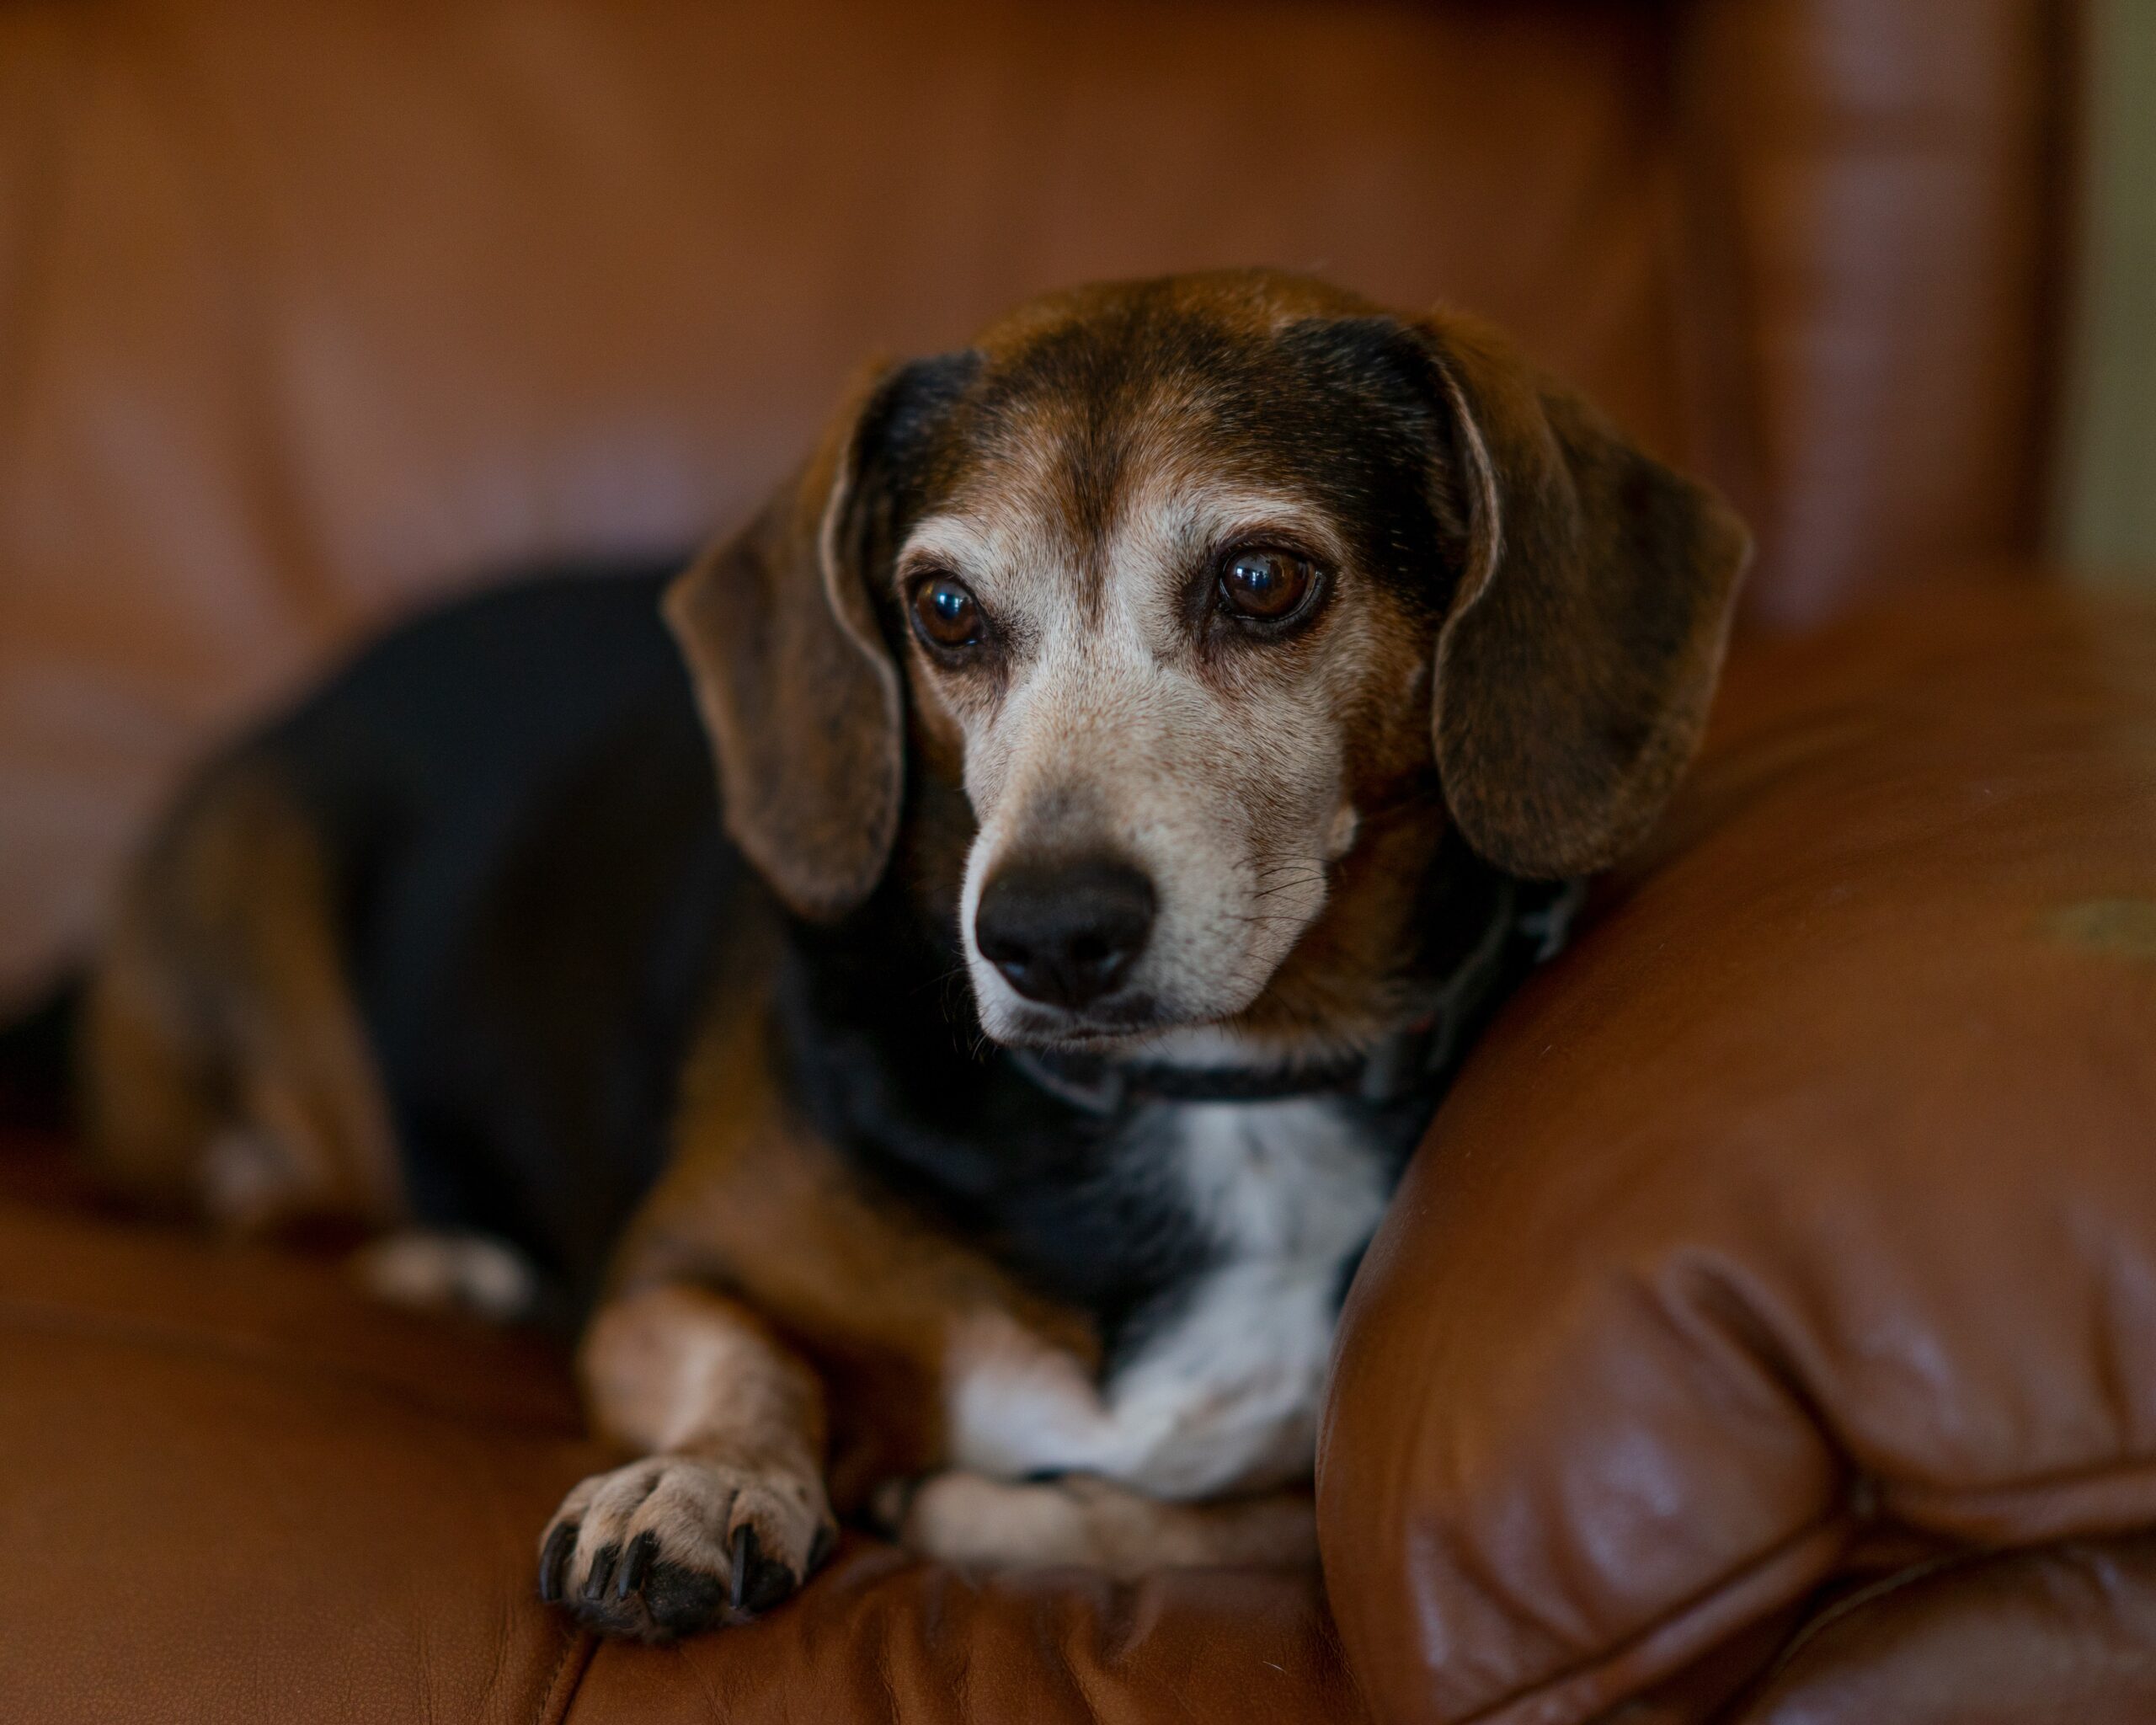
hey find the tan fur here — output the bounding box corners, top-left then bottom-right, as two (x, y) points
(664, 362), (907, 924)
(1420, 312), (1753, 877)
(355, 1230), (538, 1320)
(80, 762), (404, 1233)
(601, 955), (1099, 1507)
(543, 1283), (834, 1632)
(921, 461), (1393, 1049)
(897, 1471), (1317, 1578)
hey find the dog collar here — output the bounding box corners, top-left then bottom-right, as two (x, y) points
(1007, 875), (1583, 1115)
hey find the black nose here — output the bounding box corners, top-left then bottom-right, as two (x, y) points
(974, 859), (1155, 1010)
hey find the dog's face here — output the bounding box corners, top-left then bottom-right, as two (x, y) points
(670, 271), (1749, 1057)
(891, 297), (1464, 1049)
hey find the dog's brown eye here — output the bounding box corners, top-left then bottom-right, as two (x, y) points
(911, 576), (986, 649)
(1219, 550), (1315, 622)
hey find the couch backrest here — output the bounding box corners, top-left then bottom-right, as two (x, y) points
(0, 0), (2073, 1007)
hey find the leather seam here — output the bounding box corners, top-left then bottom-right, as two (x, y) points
(1737, 1549), (1975, 1702)
(1464, 1441), (2156, 1725)
(533, 1626), (597, 1725)
(1883, 1451), (2156, 1525)
(1462, 1508), (1854, 1725)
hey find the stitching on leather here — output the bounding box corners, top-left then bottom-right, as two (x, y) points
(533, 1626), (596, 1725)
(1739, 1550), (1974, 1701)
(1392, 1445), (2156, 1725)
(1459, 1508), (1854, 1725)
(1885, 1450), (2156, 1519)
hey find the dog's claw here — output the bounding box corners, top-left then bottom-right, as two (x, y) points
(538, 1521), (578, 1605)
(582, 1541), (621, 1603)
(729, 1525), (755, 1613)
(724, 1523), (795, 1615)
(617, 1530), (658, 1600)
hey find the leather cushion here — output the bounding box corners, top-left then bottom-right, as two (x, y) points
(1726, 1533), (2156, 1725)
(1320, 583), (2156, 1725)
(0, 1172), (1363, 1724)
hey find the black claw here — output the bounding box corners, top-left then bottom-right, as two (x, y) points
(616, 1530), (659, 1600)
(538, 1521), (578, 1605)
(582, 1541), (622, 1603)
(724, 1524), (798, 1616)
(729, 1525), (757, 1614)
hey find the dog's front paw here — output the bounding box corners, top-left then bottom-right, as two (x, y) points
(536, 1452), (835, 1640)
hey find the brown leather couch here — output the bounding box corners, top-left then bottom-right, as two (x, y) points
(6, 2), (2148, 1721)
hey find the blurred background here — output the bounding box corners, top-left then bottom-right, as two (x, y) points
(2062, 0), (2156, 575)
(0, 0), (2130, 1022)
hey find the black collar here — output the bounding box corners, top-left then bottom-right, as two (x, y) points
(1006, 875), (1582, 1114)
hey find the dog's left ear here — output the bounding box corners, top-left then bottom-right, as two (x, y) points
(664, 363), (916, 922)
(1411, 313), (1752, 879)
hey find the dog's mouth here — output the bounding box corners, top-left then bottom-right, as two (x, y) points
(986, 991), (1168, 1052)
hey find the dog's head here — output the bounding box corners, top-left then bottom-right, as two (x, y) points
(669, 271), (1748, 1055)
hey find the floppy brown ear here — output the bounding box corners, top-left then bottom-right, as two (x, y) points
(664, 366), (906, 922)
(1416, 313), (1752, 879)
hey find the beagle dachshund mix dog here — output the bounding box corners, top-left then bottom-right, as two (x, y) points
(78, 270), (1747, 1639)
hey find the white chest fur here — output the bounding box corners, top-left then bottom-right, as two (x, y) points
(943, 1097), (1391, 1499)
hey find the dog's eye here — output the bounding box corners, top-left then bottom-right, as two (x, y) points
(911, 576), (987, 649)
(1218, 549), (1315, 622)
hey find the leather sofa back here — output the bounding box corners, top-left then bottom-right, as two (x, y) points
(0, 0), (2073, 1006)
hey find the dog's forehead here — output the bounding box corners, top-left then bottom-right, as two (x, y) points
(939, 369), (1268, 566)
(920, 276), (1428, 567)
(966, 269), (1386, 355)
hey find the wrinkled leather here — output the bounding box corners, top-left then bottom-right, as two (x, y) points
(0, 1176), (1364, 1725)
(0, 0), (2070, 1009)
(1726, 1535), (2156, 1724)
(1321, 584), (2156, 1724)
(0, 1181), (598, 1725)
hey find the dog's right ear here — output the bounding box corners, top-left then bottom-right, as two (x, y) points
(1407, 312), (1751, 879)
(665, 360), (962, 922)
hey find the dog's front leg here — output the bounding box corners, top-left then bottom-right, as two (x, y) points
(538, 1283), (837, 1641)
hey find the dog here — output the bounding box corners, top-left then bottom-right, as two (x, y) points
(76, 269), (1748, 1639)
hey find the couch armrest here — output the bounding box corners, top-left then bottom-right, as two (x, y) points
(1318, 585), (2156, 1725)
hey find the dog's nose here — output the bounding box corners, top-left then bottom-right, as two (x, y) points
(974, 859), (1155, 1010)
